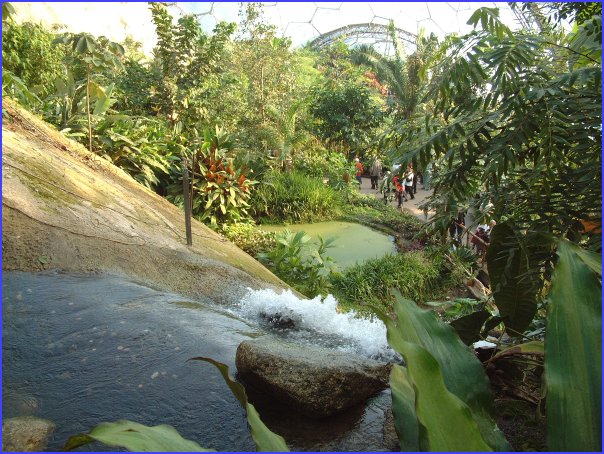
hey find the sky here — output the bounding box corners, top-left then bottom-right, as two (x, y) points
(12, 2), (520, 55)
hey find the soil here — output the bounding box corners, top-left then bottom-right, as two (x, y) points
(493, 397), (547, 451)
(1, 100), (291, 305)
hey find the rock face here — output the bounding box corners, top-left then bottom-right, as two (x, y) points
(236, 338), (391, 418)
(2, 99), (292, 306)
(2, 416), (56, 452)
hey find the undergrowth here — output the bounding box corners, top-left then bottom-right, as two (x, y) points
(250, 170), (344, 224)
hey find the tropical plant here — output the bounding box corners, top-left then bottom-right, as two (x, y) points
(52, 33), (125, 153)
(257, 230), (337, 297)
(308, 79), (385, 156)
(2, 70), (41, 107)
(383, 6), (601, 247)
(380, 238), (601, 451)
(254, 101), (311, 170)
(2, 18), (65, 100)
(170, 127), (256, 226)
(218, 223), (276, 257)
(293, 149), (357, 191)
(331, 252), (444, 314)
(350, 22), (441, 120)
(378, 291), (511, 451)
(95, 117), (176, 190)
(149, 2), (236, 132)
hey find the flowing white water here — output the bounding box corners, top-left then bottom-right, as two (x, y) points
(233, 288), (399, 362)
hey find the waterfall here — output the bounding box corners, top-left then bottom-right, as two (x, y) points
(232, 288), (399, 362)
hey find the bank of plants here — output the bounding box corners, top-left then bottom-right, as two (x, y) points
(331, 252), (445, 314)
(342, 191), (432, 243)
(251, 170), (344, 224)
(218, 223), (276, 257)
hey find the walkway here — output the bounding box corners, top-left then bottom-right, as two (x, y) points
(358, 176), (434, 221)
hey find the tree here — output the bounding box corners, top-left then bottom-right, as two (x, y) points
(149, 2), (235, 133)
(350, 24), (443, 120)
(2, 19), (65, 99)
(383, 6), (601, 247)
(53, 33), (125, 153)
(309, 79), (384, 156)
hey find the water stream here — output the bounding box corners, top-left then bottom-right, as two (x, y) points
(2, 271), (395, 451)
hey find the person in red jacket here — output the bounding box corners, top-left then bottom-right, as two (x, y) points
(354, 157), (364, 186)
(392, 174), (404, 208)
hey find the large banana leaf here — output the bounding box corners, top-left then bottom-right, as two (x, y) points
(190, 357), (289, 452)
(545, 240), (601, 451)
(486, 224), (547, 335)
(64, 420), (211, 452)
(389, 364), (420, 451)
(380, 292), (510, 451)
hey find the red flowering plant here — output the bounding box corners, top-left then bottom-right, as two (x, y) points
(192, 127), (257, 226)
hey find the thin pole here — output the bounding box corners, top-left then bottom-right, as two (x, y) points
(182, 158), (192, 246)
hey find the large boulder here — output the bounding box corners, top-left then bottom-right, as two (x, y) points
(236, 338), (391, 418)
(2, 416), (56, 452)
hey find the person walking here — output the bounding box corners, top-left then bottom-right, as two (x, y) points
(354, 157), (364, 187)
(369, 156), (382, 190)
(392, 173), (404, 208)
(403, 165), (415, 200)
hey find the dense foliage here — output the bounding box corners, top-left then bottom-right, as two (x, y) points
(251, 170), (344, 223)
(4, 2), (601, 451)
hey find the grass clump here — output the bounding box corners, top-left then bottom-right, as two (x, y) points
(331, 251), (446, 314)
(251, 170), (344, 224)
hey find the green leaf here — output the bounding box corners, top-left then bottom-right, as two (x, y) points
(379, 292), (510, 450)
(37, 255), (49, 264)
(545, 241), (601, 451)
(75, 34), (97, 54)
(487, 340), (544, 363)
(189, 357), (289, 452)
(64, 420), (211, 452)
(93, 83), (115, 116)
(449, 310), (492, 345)
(389, 364), (420, 451)
(381, 308), (491, 451)
(485, 223), (542, 335)
(2, 2), (16, 22)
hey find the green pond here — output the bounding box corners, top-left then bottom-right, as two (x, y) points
(258, 221), (396, 269)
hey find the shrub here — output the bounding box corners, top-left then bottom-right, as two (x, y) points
(168, 127), (257, 226)
(341, 192), (432, 242)
(258, 230), (337, 297)
(219, 223), (276, 257)
(293, 149), (357, 191)
(251, 170), (344, 224)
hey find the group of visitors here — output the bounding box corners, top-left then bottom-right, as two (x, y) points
(376, 163), (419, 208)
(355, 155), (495, 263)
(450, 210), (497, 262)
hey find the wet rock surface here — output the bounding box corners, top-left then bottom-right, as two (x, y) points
(236, 337), (391, 418)
(2, 416), (56, 452)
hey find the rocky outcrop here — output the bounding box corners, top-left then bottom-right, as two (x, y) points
(236, 337), (391, 418)
(2, 99), (291, 305)
(2, 416), (56, 452)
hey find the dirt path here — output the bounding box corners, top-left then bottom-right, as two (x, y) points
(358, 177), (434, 221)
